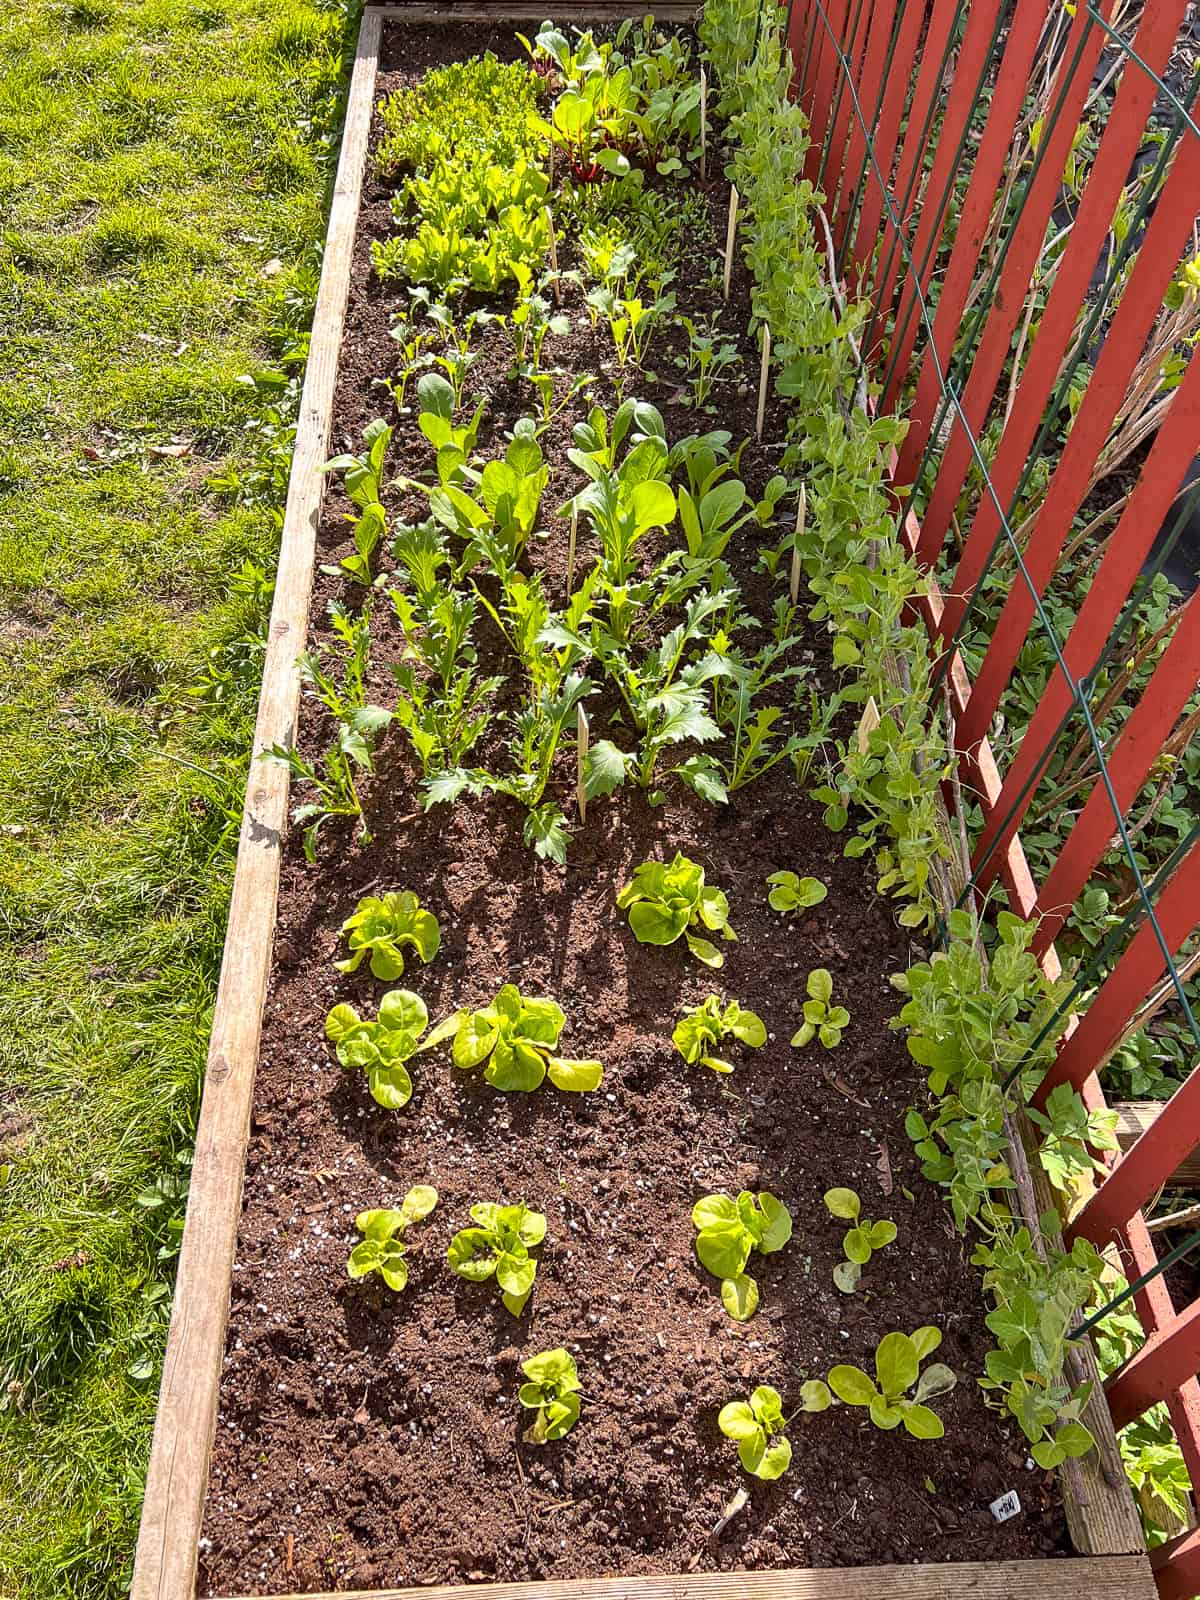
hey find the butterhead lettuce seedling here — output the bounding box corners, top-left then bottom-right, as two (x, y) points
(693, 1191), (792, 1320)
(347, 1186), (438, 1291)
(766, 871), (827, 914)
(336, 890), (441, 981)
(828, 1327), (957, 1438)
(616, 852), (737, 967)
(518, 1347), (581, 1443)
(790, 968), (850, 1049)
(672, 995), (766, 1074)
(448, 1201), (547, 1315)
(326, 991), (460, 1108)
(719, 1379), (831, 1479)
(446, 985), (603, 1093)
(824, 1187), (897, 1293)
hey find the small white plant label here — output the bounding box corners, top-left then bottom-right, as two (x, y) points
(989, 1490), (1021, 1523)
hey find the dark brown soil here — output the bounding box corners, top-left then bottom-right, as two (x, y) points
(197, 19), (1069, 1595)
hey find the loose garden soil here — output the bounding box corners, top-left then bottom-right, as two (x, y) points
(197, 19), (1069, 1595)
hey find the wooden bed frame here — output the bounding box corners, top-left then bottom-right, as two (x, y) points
(128, 9), (1157, 1599)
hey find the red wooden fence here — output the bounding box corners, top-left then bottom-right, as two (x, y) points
(785, 0), (1200, 1591)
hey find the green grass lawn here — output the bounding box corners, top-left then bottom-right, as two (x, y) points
(0, 3), (356, 1592)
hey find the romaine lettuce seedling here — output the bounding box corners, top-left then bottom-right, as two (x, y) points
(790, 968), (850, 1048)
(692, 1190), (792, 1320)
(824, 1187), (897, 1293)
(518, 1347), (581, 1443)
(346, 1186), (438, 1291)
(719, 1377), (831, 1479)
(336, 890), (441, 981)
(448, 1201), (546, 1315)
(766, 871), (827, 914)
(325, 991), (460, 1108)
(672, 995), (765, 1074)
(616, 852), (737, 967)
(828, 1327), (957, 1438)
(446, 984), (603, 1093)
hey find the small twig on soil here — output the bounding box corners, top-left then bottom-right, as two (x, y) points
(687, 1485), (749, 1569)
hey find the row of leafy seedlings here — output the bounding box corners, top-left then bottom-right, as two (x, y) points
(328, 874), (956, 1472)
(265, 16), (973, 1491)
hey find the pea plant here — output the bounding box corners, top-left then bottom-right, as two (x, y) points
(617, 852), (737, 967)
(443, 984), (603, 1093)
(346, 1186), (438, 1293)
(447, 1201), (547, 1316)
(766, 871), (827, 914)
(823, 1187), (897, 1294)
(325, 991), (460, 1109)
(718, 1378), (832, 1479)
(518, 1348), (582, 1443)
(828, 1328), (957, 1439)
(672, 995), (765, 1074)
(790, 968), (849, 1048)
(692, 1190), (792, 1321)
(336, 890), (441, 981)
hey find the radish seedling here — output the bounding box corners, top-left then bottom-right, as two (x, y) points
(448, 1201), (546, 1315)
(790, 968), (849, 1048)
(336, 890), (440, 982)
(444, 984), (603, 1093)
(828, 1327), (957, 1438)
(518, 1347), (581, 1443)
(672, 994), (765, 1074)
(617, 852), (737, 968)
(692, 1190), (792, 1320)
(325, 991), (460, 1109)
(823, 1187), (897, 1293)
(347, 1186), (438, 1292)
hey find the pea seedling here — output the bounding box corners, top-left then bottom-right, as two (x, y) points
(693, 1190), (792, 1320)
(824, 1187), (897, 1293)
(346, 1186), (438, 1292)
(447, 1201), (546, 1315)
(828, 1327), (957, 1438)
(790, 968), (850, 1049)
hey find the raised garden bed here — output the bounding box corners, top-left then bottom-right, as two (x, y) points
(131, 8), (1157, 1600)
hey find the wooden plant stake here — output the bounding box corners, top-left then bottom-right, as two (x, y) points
(790, 483), (806, 605)
(566, 503), (578, 596)
(700, 67), (708, 183)
(857, 695), (881, 754)
(544, 204), (561, 303)
(755, 322), (772, 439)
(723, 184), (739, 301)
(576, 704), (590, 822)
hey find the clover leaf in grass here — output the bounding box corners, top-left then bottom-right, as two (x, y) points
(443, 984), (603, 1093)
(325, 990), (461, 1109)
(448, 1200), (547, 1315)
(518, 1347), (581, 1443)
(790, 968), (850, 1049)
(672, 994), (766, 1074)
(692, 1190), (792, 1321)
(336, 889), (441, 982)
(828, 1327), (957, 1438)
(346, 1185), (438, 1292)
(616, 851), (737, 967)
(823, 1187), (897, 1293)
(765, 871), (827, 914)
